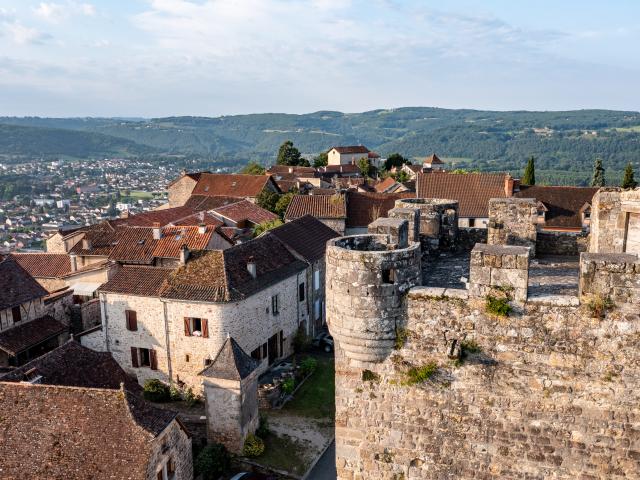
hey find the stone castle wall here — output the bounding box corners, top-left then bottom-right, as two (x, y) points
(579, 252), (640, 305)
(537, 230), (589, 256)
(488, 198), (537, 255)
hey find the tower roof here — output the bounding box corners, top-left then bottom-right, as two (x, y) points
(200, 337), (259, 380)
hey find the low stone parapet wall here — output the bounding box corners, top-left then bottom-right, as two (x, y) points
(469, 243), (530, 302)
(579, 252), (640, 305)
(537, 230), (588, 256)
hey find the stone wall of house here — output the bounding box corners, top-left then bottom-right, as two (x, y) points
(579, 252), (640, 305)
(537, 231), (589, 256)
(333, 287), (640, 479)
(0, 298), (46, 332)
(457, 227), (488, 250)
(146, 419), (193, 480)
(167, 176), (197, 207)
(488, 198), (537, 255)
(36, 277), (67, 292)
(469, 243), (530, 302)
(590, 188), (640, 254)
(394, 198), (458, 253)
(320, 218), (346, 235)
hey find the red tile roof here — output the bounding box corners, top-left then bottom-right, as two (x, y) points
(270, 215), (340, 262)
(346, 191), (414, 228)
(171, 210), (224, 227)
(374, 177), (400, 193)
(99, 266), (173, 296)
(111, 205), (197, 227)
(213, 199), (278, 225)
(0, 315), (67, 356)
(330, 145), (369, 154)
(424, 153), (444, 165)
(152, 226), (215, 258)
(191, 173), (278, 198)
(516, 185), (598, 229)
(416, 171), (510, 218)
(11, 253), (71, 278)
(0, 255), (48, 310)
(267, 165), (317, 176)
(285, 194), (346, 220)
(184, 195), (245, 210)
(320, 164), (361, 175)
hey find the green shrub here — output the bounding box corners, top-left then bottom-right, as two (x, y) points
(300, 357), (318, 377)
(243, 434), (265, 457)
(292, 326), (311, 354)
(143, 379), (170, 402)
(460, 340), (482, 355)
(402, 363), (438, 386)
(394, 328), (410, 350)
(362, 369), (381, 382)
(282, 378), (295, 394)
(586, 293), (614, 318)
(486, 295), (511, 317)
(183, 387), (200, 407)
(256, 414), (270, 439)
(169, 384), (182, 401)
(194, 443), (230, 480)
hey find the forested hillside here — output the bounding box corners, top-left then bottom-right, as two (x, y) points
(1, 107), (639, 185)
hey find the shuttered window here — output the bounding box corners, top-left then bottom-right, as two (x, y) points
(271, 295), (279, 315)
(11, 306), (21, 323)
(131, 347), (139, 368)
(150, 350), (158, 370)
(125, 310), (137, 331)
(184, 317), (209, 337)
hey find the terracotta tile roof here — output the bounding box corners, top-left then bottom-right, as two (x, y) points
(320, 164), (361, 175)
(152, 226), (215, 259)
(267, 165), (317, 176)
(416, 171), (509, 218)
(310, 188), (338, 195)
(184, 194), (245, 210)
(2, 340), (140, 392)
(330, 145), (369, 154)
(0, 382), (178, 479)
(0, 255), (48, 310)
(374, 177), (400, 193)
(166, 170), (203, 187)
(191, 173), (278, 198)
(213, 199), (278, 225)
(270, 215), (340, 262)
(285, 194), (346, 220)
(99, 266), (173, 296)
(0, 315), (67, 356)
(516, 185), (598, 229)
(171, 210), (224, 227)
(200, 337), (259, 380)
(62, 259), (110, 278)
(425, 153), (444, 164)
(368, 151), (380, 159)
(406, 164), (423, 173)
(346, 191), (414, 228)
(276, 179), (305, 193)
(111, 205), (198, 227)
(11, 253), (71, 278)
(107, 228), (156, 264)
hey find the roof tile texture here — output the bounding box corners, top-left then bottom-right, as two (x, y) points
(285, 194), (346, 220)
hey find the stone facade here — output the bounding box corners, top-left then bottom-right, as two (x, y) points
(147, 419), (193, 480)
(469, 243), (530, 303)
(394, 198), (459, 252)
(589, 188), (640, 254)
(488, 198), (537, 255)
(167, 175), (198, 207)
(320, 218), (346, 235)
(537, 230), (589, 256)
(457, 227), (488, 250)
(579, 252), (640, 305)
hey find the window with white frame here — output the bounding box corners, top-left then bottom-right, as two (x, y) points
(314, 270), (320, 290)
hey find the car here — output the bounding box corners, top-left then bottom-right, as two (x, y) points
(229, 472), (277, 480)
(312, 331), (334, 352)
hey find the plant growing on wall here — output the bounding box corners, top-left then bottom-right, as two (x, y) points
(243, 434), (265, 457)
(142, 379), (170, 402)
(401, 362), (438, 386)
(586, 293), (614, 318)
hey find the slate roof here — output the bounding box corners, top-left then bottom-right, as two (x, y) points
(416, 171), (510, 218)
(285, 194), (346, 220)
(0, 255), (48, 310)
(1, 340), (140, 392)
(191, 173), (278, 197)
(11, 253), (72, 278)
(213, 199), (278, 225)
(200, 337), (259, 380)
(269, 215), (340, 262)
(0, 382), (178, 479)
(0, 315), (67, 356)
(346, 191), (414, 228)
(330, 145), (369, 154)
(516, 185), (598, 229)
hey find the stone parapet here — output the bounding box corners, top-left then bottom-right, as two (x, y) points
(394, 198), (458, 252)
(368, 217), (409, 248)
(536, 230), (588, 256)
(590, 188), (640, 254)
(488, 198), (537, 255)
(469, 243), (530, 302)
(326, 235), (421, 363)
(579, 252), (640, 305)
(388, 207), (420, 243)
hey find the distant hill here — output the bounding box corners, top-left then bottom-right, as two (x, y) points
(1, 107), (639, 185)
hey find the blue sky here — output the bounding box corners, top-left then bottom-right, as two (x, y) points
(0, 0), (639, 117)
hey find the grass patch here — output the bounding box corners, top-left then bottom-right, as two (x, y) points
(586, 293), (614, 319)
(282, 356), (334, 419)
(486, 295), (511, 317)
(362, 369), (380, 382)
(128, 190), (155, 199)
(253, 433), (309, 476)
(401, 362), (438, 386)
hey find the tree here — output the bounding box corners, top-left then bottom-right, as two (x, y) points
(392, 170), (410, 183)
(276, 140), (309, 166)
(194, 443), (231, 480)
(256, 189), (279, 213)
(253, 218), (283, 237)
(621, 162), (638, 189)
(240, 161), (265, 175)
(591, 158), (606, 187)
(357, 157), (371, 178)
(522, 156), (536, 185)
(275, 192), (295, 218)
(313, 151), (328, 167)
(384, 153), (407, 171)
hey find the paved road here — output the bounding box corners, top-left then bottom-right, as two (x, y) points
(306, 441), (336, 480)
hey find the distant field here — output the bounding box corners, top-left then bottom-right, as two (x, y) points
(613, 126), (640, 132)
(128, 190), (155, 199)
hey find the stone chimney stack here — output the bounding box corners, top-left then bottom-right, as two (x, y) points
(69, 253), (77, 272)
(179, 244), (189, 265)
(152, 222), (162, 240)
(198, 224), (206, 235)
(504, 175), (515, 197)
(82, 238), (92, 250)
(247, 256), (257, 279)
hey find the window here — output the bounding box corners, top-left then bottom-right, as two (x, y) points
(279, 330), (284, 355)
(314, 270), (320, 290)
(11, 306), (21, 323)
(185, 354), (190, 363)
(468, 218), (475, 228)
(157, 458), (176, 480)
(271, 295), (279, 315)
(204, 358), (213, 367)
(262, 342), (268, 358)
(314, 299), (321, 320)
(382, 268), (396, 284)
(251, 347), (262, 360)
(125, 310), (137, 331)
(184, 317), (208, 337)
(298, 283), (305, 302)
(139, 348), (151, 367)
(131, 347), (157, 370)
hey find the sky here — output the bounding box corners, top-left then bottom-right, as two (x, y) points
(0, 0), (639, 117)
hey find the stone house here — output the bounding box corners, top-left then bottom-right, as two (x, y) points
(82, 232), (309, 391)
(327, 145), (370, 166)
(0, 340), (192, 479)
(0, 255), (69, 367)
(284, 194), (347, 234)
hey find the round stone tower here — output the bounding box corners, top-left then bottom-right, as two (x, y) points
(326, 234), (421, 363)
(394, 198), (459, 251)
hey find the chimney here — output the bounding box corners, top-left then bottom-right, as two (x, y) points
(198, 223), (206, 234)
(504, 175), (515, 197)
(69, 253), (77, 272)
(152, 222), (161, 240)
(82, 238), (92, 250)
(179, 244), (189, 265)
(247, 256), (257, 279)
(288, 167), (294, 174)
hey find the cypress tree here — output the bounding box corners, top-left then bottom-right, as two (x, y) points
(621, 162), (638, 189)
(522, 156), (535, 185)
(591, 158), (606, 187)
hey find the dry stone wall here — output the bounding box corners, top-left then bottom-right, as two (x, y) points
(579, 252), (640, 305)
(488, 198), (537, 255)
(537, 230), (589, 256)
(469, 243), (530, 302)
(394, 198), (458, 252)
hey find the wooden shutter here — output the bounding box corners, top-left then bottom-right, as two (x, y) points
(126, 310), (137, 331)
(201, 319), (209, 338)
(150, 350), (158, 370)
(184, 317), (191, 336)
(131, 347), (139, 368)
(156, 470), (163, 480)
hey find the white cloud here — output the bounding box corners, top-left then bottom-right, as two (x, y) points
(33, 1), (96, 23)
(2, 20), (51, 45)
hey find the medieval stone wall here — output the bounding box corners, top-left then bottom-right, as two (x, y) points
(590, 188), (640, 254)
(469, 243), (530, 302)
(488, 198), (537, 255)
(146, 419), (193, 480)
(579, 252), (640, 305)
(394, 198), (458, 253)
(537, 230), (589, 256)
(457, 227), (488, 250)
